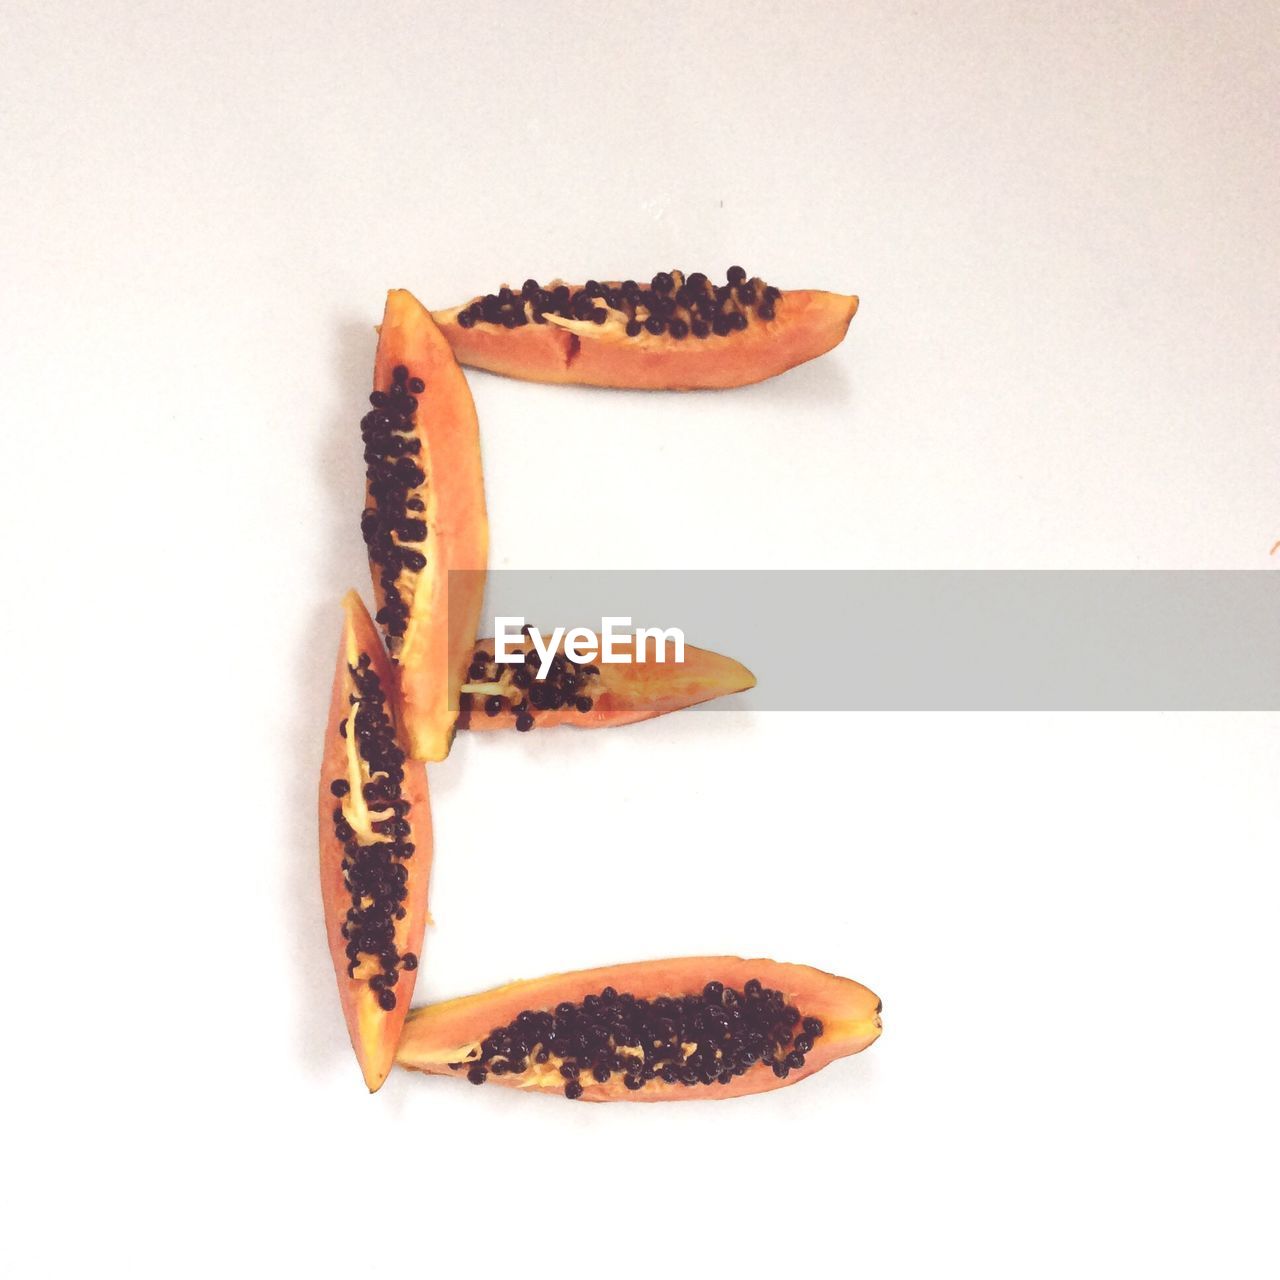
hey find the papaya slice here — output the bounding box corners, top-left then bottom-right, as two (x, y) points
(456, 632), (755, 732)
(432, 267), (857, 390)
(361, 289), (488, 761)
(319, 591), (435, 1092)
(396, 957), (880, 1102)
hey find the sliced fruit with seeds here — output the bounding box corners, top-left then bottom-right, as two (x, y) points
(362, 289), (487, 761)
(396, 956), (881, 1101)
(432, 268), (857, 390)
(457, 632), (755, 732)
(319, 590), (434, 1091)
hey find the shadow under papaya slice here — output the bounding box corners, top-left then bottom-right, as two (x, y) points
(456, 632), (755, 733)
(362, 289), (488, 762)
(396, 956), (880, 1102)
(432, 267), (857, 390)
(319, 591), (434, 1091)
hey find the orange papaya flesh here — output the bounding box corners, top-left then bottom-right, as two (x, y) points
(396, 957), (880, 1102)
(364, 289), (488, 761)
(456, 632), (755, 732)
(432, 267), (857, 390)
(319, 591), (435, 1092)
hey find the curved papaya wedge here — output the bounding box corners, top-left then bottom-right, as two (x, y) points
(432, 268), (857, 390)
(396, 957), (880, 1102)
(457, 633), (755, 732)
(362, 289), (488, 761)
(319, 591), (434, 1091)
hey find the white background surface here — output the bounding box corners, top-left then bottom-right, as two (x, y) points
(4, 3), (1278, 1276)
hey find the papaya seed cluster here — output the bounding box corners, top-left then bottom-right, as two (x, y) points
(360, 364), (428, 647)
(452, 979), (824, 1099)
(463, 637), (598, 732)
(330, 656), (419, 1011)
(456, 267), (781, 340)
